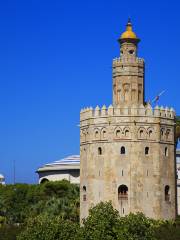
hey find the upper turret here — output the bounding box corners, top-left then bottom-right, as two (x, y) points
(118, 19), (140, 61)
(112, 19), (144, 106)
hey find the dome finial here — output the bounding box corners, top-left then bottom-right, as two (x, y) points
(127, 17), (131, 25)
(118, 18), (140, 44)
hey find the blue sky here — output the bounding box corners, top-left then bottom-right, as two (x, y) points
(0, 0), (180, 183)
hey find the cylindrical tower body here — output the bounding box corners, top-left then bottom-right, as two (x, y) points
(80, 106), (176, 220)
(80, 20), (176, 221)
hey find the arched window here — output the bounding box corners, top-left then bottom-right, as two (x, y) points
(83, 186), (87, 201)
(161, 129), (164, 137)
(116, 129), (121, 138)
(98, 147), (102, 155)
(165, 185), (170, 201)
(139, 129), (144, 138)
(121, 146), (125, 155)
(129, 49), (134, 55)
(95, 130), (99, 138)
(166, 129), (170, 140)
(145, 147), (149, 155)
(165, 147), (168, 157)
(118, 185), (128, 200)
(149, 130), (153, 138)
(102, 130), (107, 138)
(125, 129), (130, 138)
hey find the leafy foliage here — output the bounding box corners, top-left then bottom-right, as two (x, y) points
(0, 225), (23, 240)
(0, 180), (79, 224)
(17, 215), (81, 240)
(1, 182), (180, 240)
(82, 202), (120, 240)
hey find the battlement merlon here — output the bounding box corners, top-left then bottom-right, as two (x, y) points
(113, 57), (144, 66)
(80, 104), (175, 122)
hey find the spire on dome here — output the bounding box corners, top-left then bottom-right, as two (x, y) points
(118, 18), (140, 44)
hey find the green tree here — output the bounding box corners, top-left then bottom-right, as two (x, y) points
(82, 202), (120, 240)
(82, 202), (158, 240)
(117, 212), (156, 240)
(0, 180), (79, 225)
(17, 215), (81, 240)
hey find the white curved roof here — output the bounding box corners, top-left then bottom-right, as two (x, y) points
(37, 155), (80, 172)
(46, 155), (80, 166)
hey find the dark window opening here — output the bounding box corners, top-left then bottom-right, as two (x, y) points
(95, 131), (99, 138)
(116, 130), (121, 137)
(129, 50), (134, 54)
(83, 194), (86, 201)
(103, 130), (106, 138)
(145, 147), (149, 155)
(98, 147), (102, 155)
(121, 146), (126, 155)
(165, 185), (170, 201)
(140, 130), (144, 138)
(125, 130), (130, 137)
(165, 147), (168, 157)
(118, 185), (128, 200)
(149, 130), (153, 138)
(83, 186), (86, 192)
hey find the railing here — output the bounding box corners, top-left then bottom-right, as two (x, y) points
(118, 193), (128, 200)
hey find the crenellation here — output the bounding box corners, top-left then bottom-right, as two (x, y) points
(80, 104), (175, 122)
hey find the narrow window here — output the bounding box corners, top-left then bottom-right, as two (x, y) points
(103, 130), (106, 138)
(140, 130), (144, 138)
(95, 131), (99, 138)
(83, 186), (86, 192)
(149, 130), (153, 138)
(166, 130), (170, 140)
(147, 192), (149, 198)
(145, 147), (149, 155)
(98, 147), (102, 155)
(121, 146), (125, 155)
(118, 185), (128, 200)
(123, 208), (125, 214)
(161, 129), (164, 137)
(83, 194), (86, 201)
(122, 170), (123, 176)
(165, 147), (168, 157)
(125, 129), (130, 138)
(116, 130), (121, 137)
(165, 185), (170, 201)
(147, 170), (148, 176)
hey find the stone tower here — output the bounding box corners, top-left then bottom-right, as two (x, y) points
(80, 19), (176, 220)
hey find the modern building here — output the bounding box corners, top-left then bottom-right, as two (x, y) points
(36, 155), (80, 184)
(80, 19), (176, 220)
(0, 174), (5, 185)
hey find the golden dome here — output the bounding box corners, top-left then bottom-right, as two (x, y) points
(119, 19), (139, 43)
